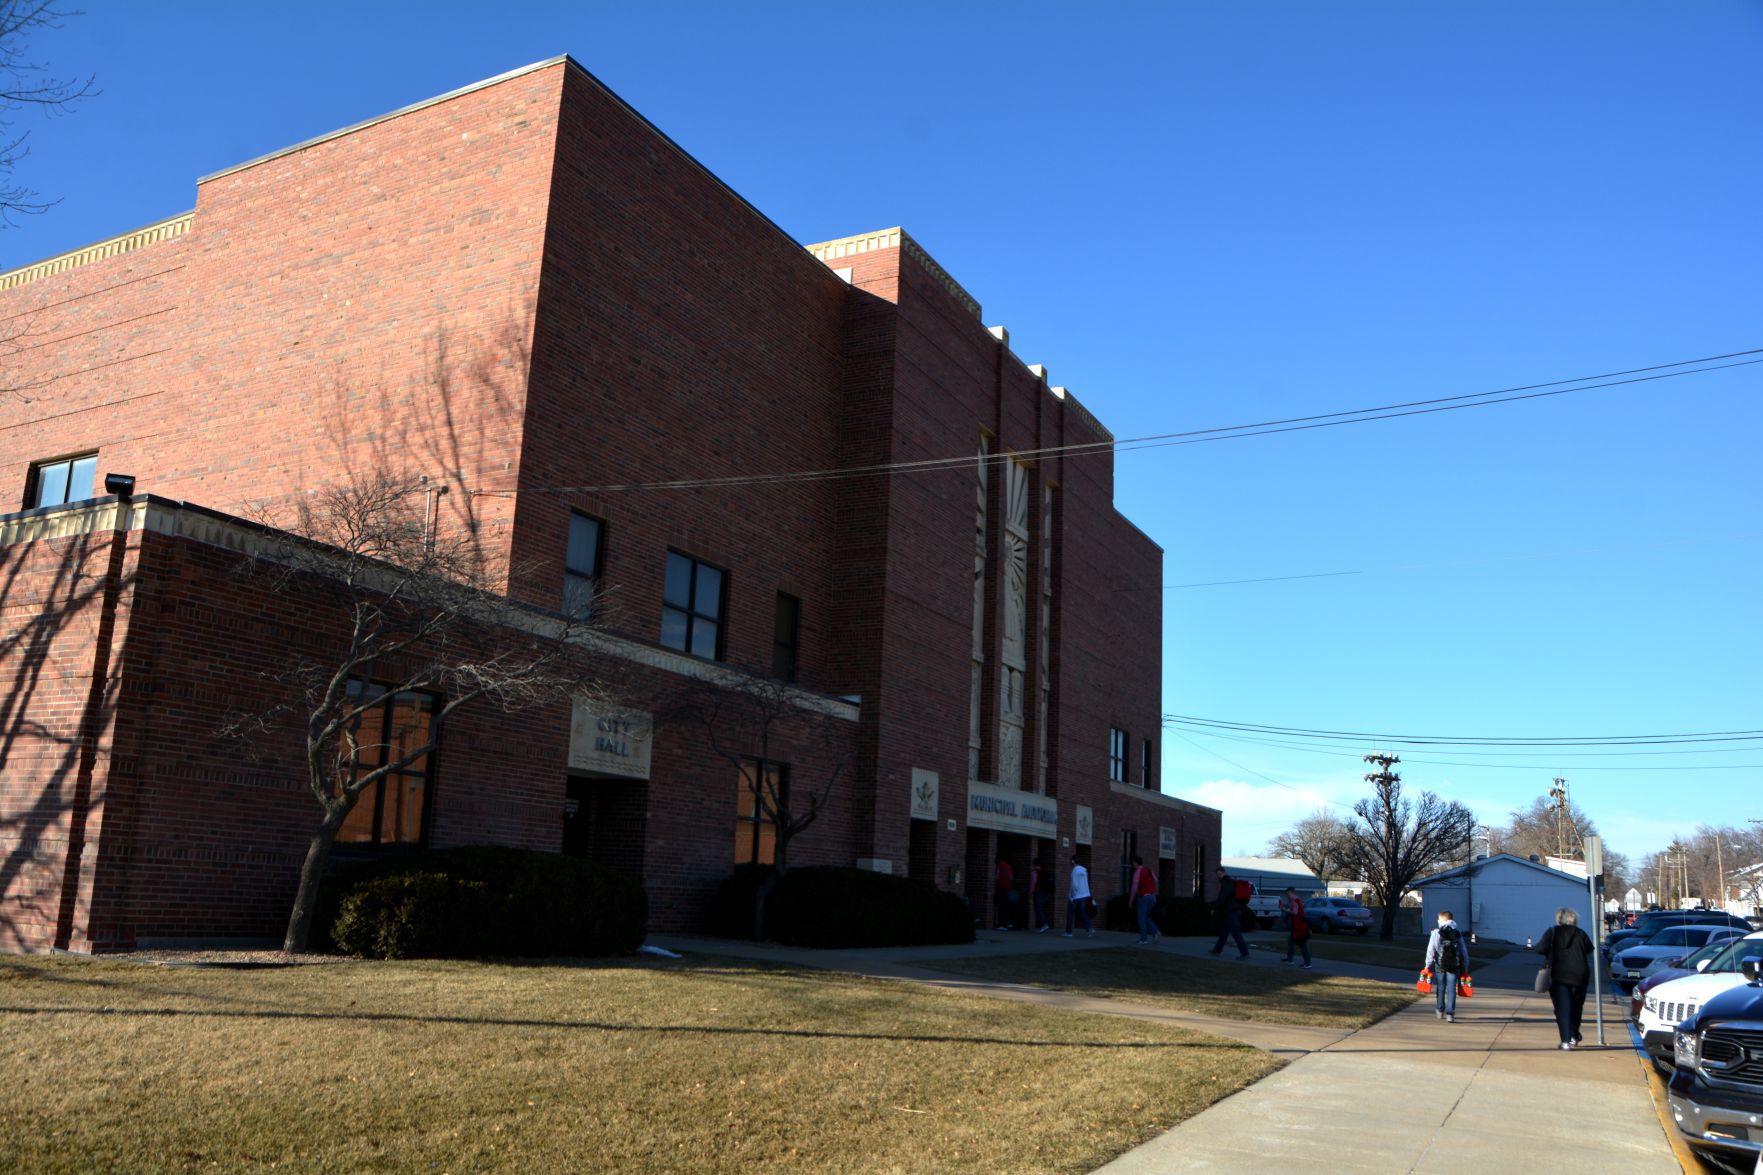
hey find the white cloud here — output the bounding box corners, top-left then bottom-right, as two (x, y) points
(1173, 776), (1357, 856)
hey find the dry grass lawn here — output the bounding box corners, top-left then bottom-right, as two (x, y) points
(929, 947), (1418, 1029)
(0, 953), (1277, 1173)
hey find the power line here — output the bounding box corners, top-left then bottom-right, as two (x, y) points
(1170, 727), (1763, 771)
(469, 346), (1763, 497)
(1167, 729), (1359, 812)
(1164, 714), (1763, 747)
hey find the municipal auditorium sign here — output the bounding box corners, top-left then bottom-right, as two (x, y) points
(965, 779), (1059, 838)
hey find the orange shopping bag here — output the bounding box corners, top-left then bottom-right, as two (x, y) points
(1416, 968), (1434, 994)
(1457, 974), (1474, 998)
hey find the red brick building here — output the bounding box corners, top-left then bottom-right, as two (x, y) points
(0, 56), (1219, 952)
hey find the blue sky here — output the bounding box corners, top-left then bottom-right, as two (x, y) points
(10, 2), (1760, 861)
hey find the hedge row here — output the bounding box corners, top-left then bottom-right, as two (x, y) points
(313, 846), (647, 959)
(711, 865), (975, 948)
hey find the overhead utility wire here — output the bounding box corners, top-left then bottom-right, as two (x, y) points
(1174, 726), (1763, 771)
(1163, 714), (1763, 747)
(470, 346), (1763, 497)
(1178, 724), (1763, 759)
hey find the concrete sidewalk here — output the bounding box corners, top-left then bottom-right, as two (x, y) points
(1097, 948), (1675, 1174)
(647, 929), (1678, 1173)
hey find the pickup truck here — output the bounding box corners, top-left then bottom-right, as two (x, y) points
(1668, 948), (1763, 1166)
(1243, 888), (1330, 931)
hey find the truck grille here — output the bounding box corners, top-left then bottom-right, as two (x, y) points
(1701, 1025), (1763, 1089)
(1649, 998), (1699, 1025)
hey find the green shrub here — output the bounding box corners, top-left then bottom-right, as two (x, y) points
(708, 864), (779, 940)
(314, 846), (647, 959)
(728, 866), (974, 948)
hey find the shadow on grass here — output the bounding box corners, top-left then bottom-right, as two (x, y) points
(0, 1003), (1257, 1049)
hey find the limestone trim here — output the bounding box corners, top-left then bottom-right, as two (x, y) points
(0, 212), (194, 291)
(803, 226), (982, 319)
(0, 496), (859, 724)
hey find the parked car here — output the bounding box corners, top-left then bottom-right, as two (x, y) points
(1668, 950), (1763, 1167)
(1304, 897), (1374, 935)
(1604, 910), (1753, 959)
(1631, 937), (1746, 1020)
(1613, 926), (1750, 991)
(1637, 932), (1763, 1072)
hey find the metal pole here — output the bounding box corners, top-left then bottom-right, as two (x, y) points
(1589, 867), (1605, 1045)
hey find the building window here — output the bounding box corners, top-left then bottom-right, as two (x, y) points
(735, 761), (786, 866)
(563, 512), (604, 618)
(772, 592), (800, 682)
(1193, 841), (1207, 898)
(336, 682), (438, 846)
(1141, 738), (1154, 789)
(661, 551), (724, 660)
(26, 453), (98, 509)
(1109, 727), (1128, 783)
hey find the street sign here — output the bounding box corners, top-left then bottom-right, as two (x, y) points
(1584, 834), (1603, 878)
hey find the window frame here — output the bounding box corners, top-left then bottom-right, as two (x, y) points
(563, 511), (606, 619)
(660, 549), (727, 661)
(734, 759), (788, 866)
(335, 681), (441, 848)
(1140, 737), (1154, 789)
(772, 591), (801, 683)
(25, 452), (99, 510)
(1109, 727), (1129, 783)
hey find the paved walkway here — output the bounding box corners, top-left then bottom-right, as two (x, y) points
(648, 928), (1681, 1173)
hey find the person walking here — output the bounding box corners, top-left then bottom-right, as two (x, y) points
(1129, 855), (1161, 944)
(1064, 856), (1094, 937)
(993, 857), (1016, 930)
(1030, 856), (1055, 933)
(1281, 887), (1313, 967)
(1424, 909), (1470, 1022)
(1209, 865), (1250, 959)
(1535, 906), (1595, 1049)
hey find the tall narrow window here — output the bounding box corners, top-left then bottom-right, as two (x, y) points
(661, 551), (725, 660)
(1141, 738), (1154, 789)
(336, 682), (438, 846)
(772, 592), (800, 682)
(26, 453), (98, 509)
(1109, 727), (1128, 783)
(734, 761), (786, 865)
(563, 512), (604, 619)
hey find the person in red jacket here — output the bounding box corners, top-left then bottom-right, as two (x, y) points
(1130, 855), (1161, 944)
(993, 857), (1017, 930)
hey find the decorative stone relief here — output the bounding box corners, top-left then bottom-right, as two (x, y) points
(996, 459), (1029, 790)
(968, 440), (988, 782)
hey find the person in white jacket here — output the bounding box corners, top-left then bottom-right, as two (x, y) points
(1063, 857), (1094, 937)
(1424, 912), (1471, 1022)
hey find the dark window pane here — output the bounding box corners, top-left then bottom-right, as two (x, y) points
(563, 573), (594, 619)
(567, 514), (601, 576)
(664, 552), (692, 608)
(33, 461), (69, 508)
(693, 565), (723, 619)
(690, 618), (719, 660)
(660, 607), (688, 651)
(68, 456), (97, 501)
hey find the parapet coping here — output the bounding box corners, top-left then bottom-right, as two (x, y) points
(804, 227), (982, 320)
(0, 494), (859, 724)
(0, 211), (194, 291)
(1110, 780), (1222, 817)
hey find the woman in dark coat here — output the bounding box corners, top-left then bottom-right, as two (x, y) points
(1535, 906), (1595, 1049)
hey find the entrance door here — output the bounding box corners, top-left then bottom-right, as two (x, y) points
(562, 773), (647, 881)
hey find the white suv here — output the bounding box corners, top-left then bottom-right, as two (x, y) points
(1636, 931), (1763, 1072)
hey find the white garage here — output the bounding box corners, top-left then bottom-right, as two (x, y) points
(1413, 853), (1594, 945)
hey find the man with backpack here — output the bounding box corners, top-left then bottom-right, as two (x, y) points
(1209, 866), (1251, 959)
(1129, 855), (1161, 944)
(1424, 909), (1471, 1022)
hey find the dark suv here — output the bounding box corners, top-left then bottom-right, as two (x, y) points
(1669, 950), (1763, 1166)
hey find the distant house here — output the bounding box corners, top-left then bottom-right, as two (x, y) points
(1221, 857), (1325, 897)
(1412, 854), (1593, 944)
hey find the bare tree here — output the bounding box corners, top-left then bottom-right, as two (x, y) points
(694, 672), (852, 939)
(1266, 809), (1353, 882)
(223, 472), (620, 952)
(1337, 755), (1475, 941)
(1492, 795), (1599, 863)
(0, 1), (95, 225)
